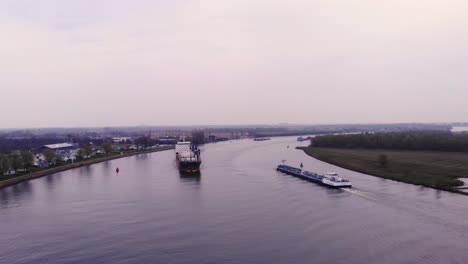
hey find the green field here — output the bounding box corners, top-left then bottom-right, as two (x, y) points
(300, 147), (468, 191)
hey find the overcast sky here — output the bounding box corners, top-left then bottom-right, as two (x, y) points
(1, 0), (467, 128)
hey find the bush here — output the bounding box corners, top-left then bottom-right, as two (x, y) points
(378, 154), (388, 167)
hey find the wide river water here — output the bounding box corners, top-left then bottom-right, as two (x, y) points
(1, 137), (468, 264)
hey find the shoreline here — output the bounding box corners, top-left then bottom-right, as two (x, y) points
(298, 147), (468, 196)
(0, 146), (174, 190)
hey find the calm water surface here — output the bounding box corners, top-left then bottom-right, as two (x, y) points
(1, 137), (468, 264)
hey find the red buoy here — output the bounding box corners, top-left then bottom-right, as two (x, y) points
(116, 167), (120, 173)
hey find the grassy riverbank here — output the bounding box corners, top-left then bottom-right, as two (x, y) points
(299, 147), (468, 192)
(0, 146), (174, 189)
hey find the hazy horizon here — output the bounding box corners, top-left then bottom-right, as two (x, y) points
(2, 0), (467, 128)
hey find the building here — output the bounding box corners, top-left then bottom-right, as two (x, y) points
(156, 137), (178, 145)
(41, 143), (77, 151)
(33, 153), (49, 168)
(112, 137), (132, 144)
(39, 143), (79, 162)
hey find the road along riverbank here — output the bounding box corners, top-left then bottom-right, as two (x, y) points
(0, 146), (174, 190)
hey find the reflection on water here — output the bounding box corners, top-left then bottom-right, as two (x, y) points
(135, 154), (149, 160)
(102, 160), (111, 169)
(45, 172), (63, 191)
(0, 181), (33, 208)
(77, 165), (95, 187)
(78, 164), (94, 175)
(179, 172), (201, 185)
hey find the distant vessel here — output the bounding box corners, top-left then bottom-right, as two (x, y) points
(297, 137), (305, 141)
(276, 165), (352, 188)
(175, 142), (201, 173)
(254, 137), (271, 141)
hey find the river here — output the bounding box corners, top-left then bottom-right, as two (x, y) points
(1, 137), (468, 264)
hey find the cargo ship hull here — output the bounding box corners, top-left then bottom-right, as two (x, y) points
(176, 158), (201, 173)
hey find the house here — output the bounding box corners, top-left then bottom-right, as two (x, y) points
(4, 170), (16, 176)
(95, 149), (105, 155)
(33, 153), (49, 168)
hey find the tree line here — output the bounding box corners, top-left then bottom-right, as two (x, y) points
(0, 151), (34, 175)
(311, 131), (468, 152)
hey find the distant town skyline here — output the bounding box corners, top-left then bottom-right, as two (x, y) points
(1, 0), (468, 128)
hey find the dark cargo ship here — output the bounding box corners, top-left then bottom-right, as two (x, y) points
(175, 142), (201, 173)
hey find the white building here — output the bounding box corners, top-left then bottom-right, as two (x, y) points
(112, 137), (132, 143)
